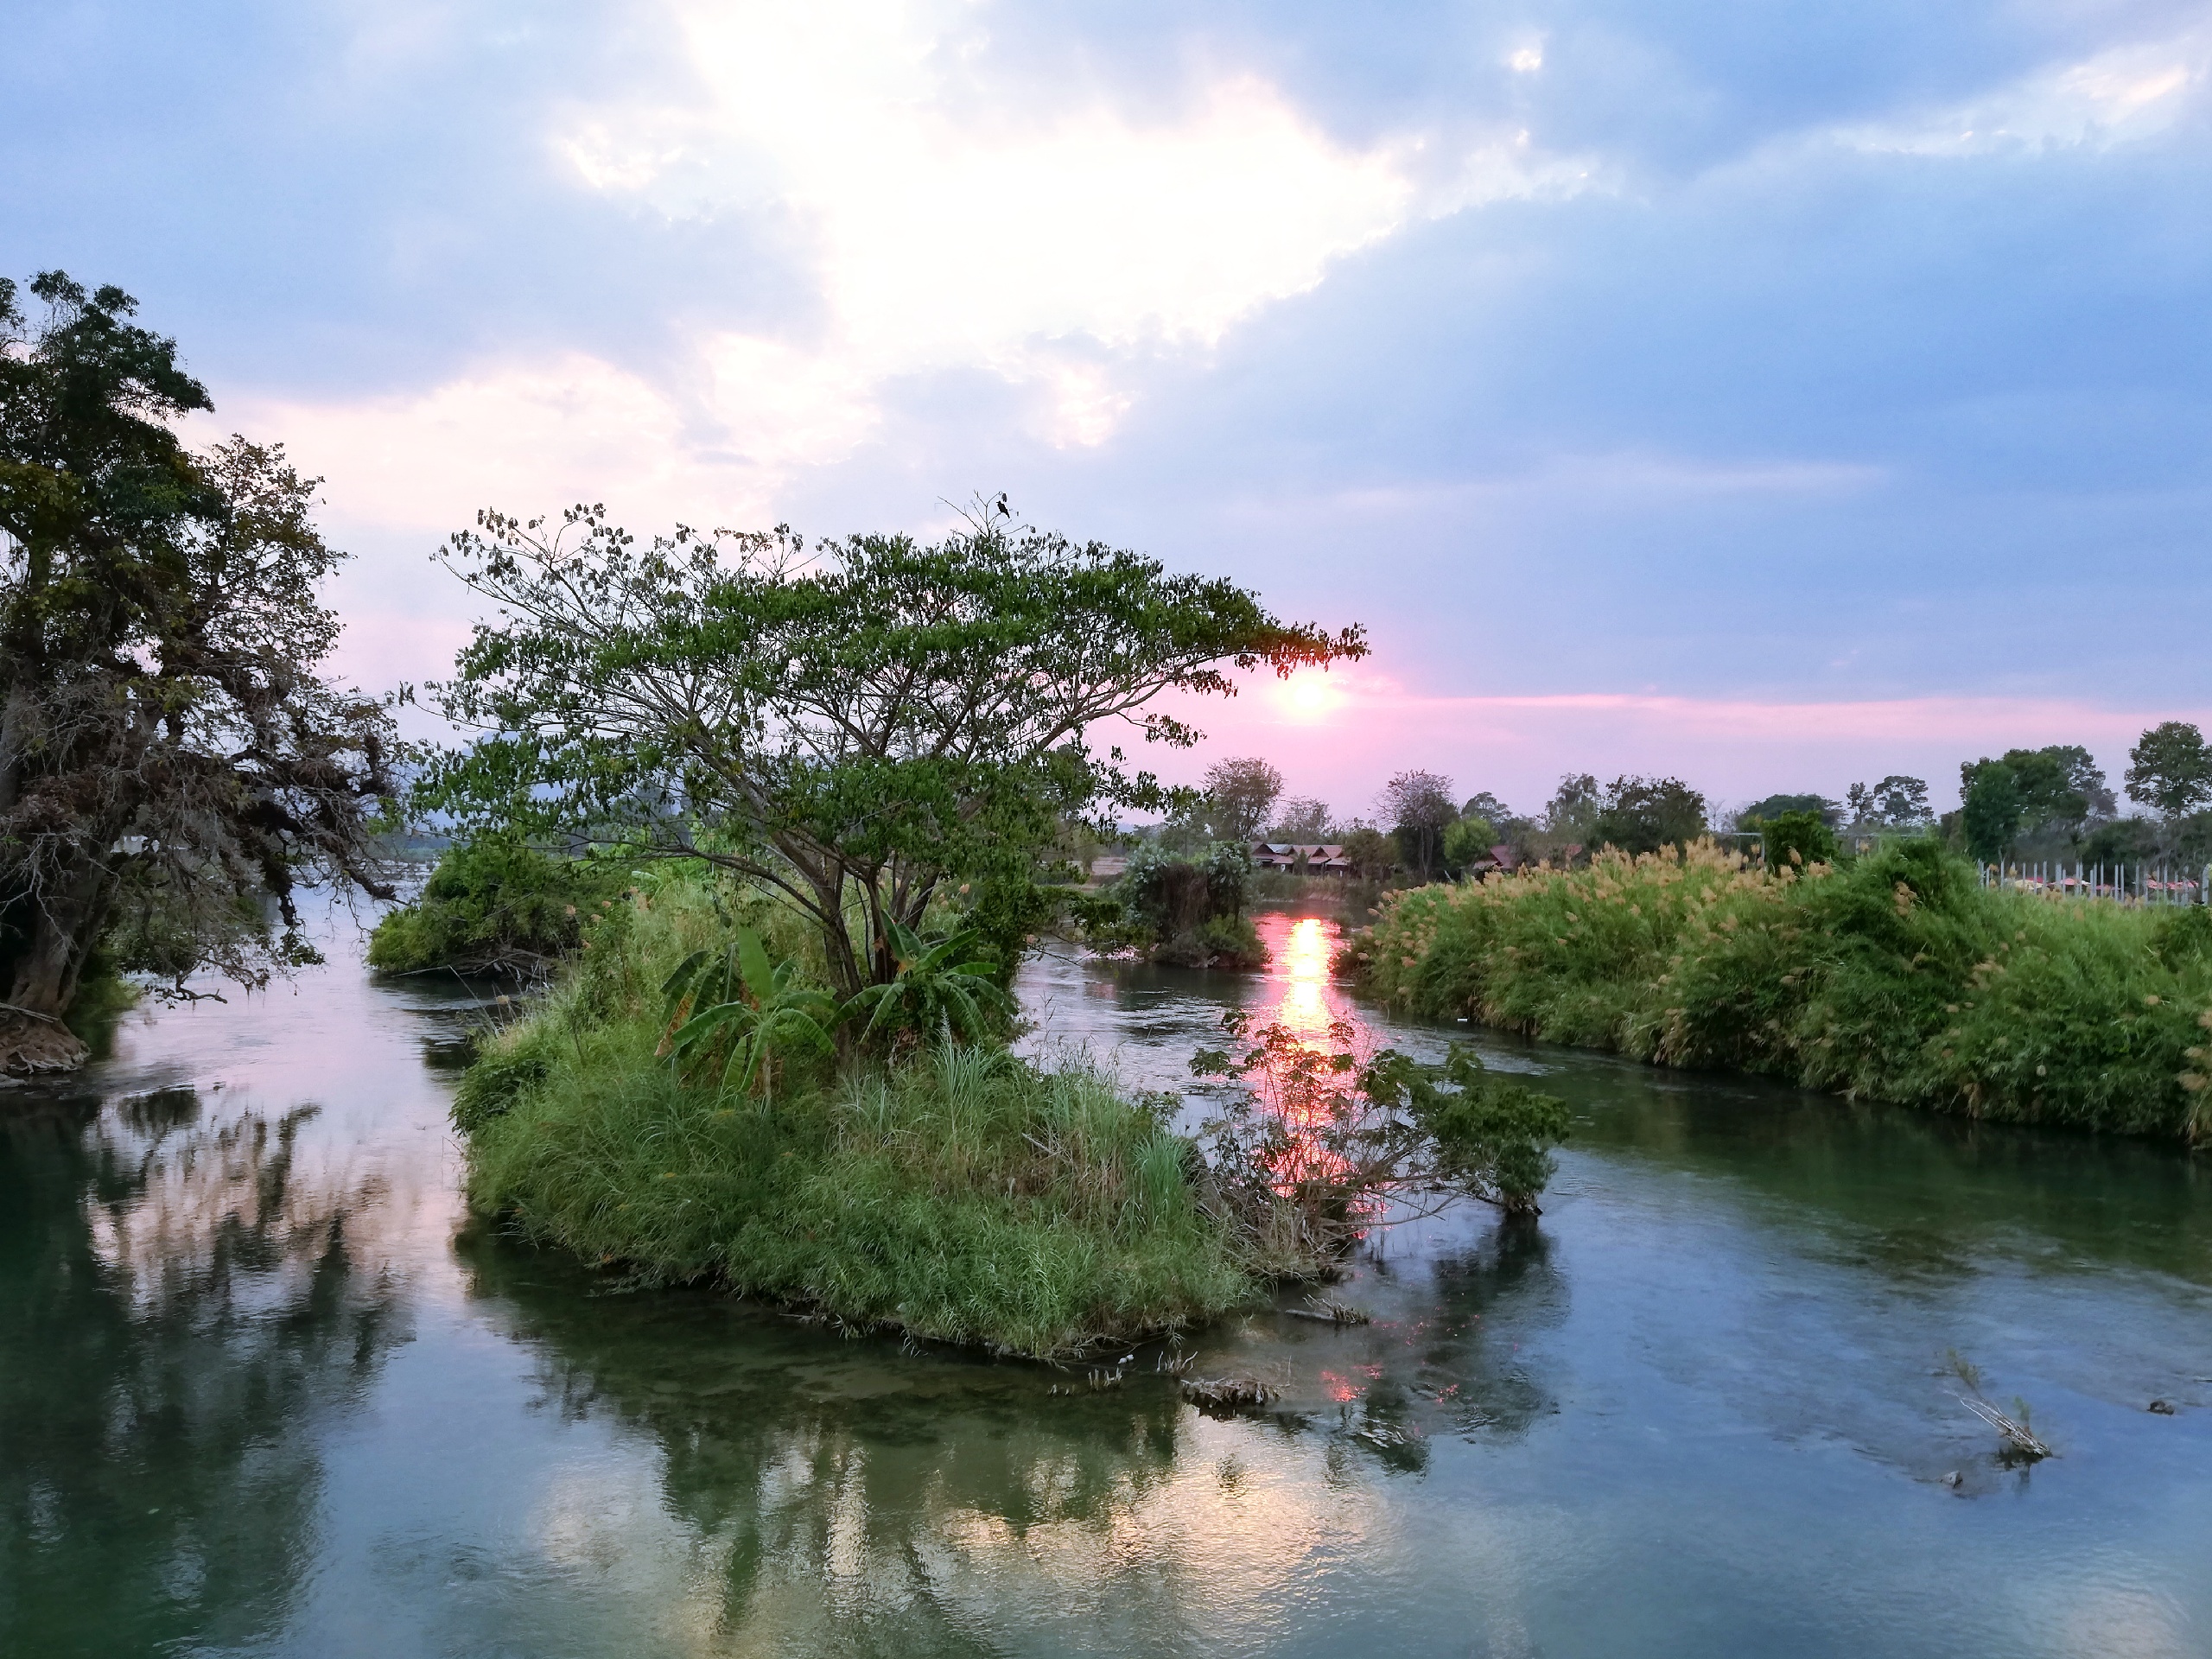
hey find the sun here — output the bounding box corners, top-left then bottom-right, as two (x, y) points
(1278, 673), (1344, 723)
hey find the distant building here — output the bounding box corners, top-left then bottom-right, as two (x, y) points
(1251, 842), (1353, 875)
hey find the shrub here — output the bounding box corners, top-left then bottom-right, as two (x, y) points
(1346, 836), (2212, 1141)
(368, 837), (619, 976)
(1758, 810), (1837, 871)
(1103, 841), (1265, 967)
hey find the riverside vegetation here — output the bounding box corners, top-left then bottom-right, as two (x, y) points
(394, 494), (1565, 1357)
(450, 868), (1568, 1357)
(1342, 836), (2212, 1142)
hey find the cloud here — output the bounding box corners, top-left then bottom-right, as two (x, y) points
(1834, 21), (2212, 156)
(548, 0), (1589, 451)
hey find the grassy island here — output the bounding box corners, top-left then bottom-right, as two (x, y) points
(1342, 837), (2212, 1143)
(454, 880), (1253, 1357)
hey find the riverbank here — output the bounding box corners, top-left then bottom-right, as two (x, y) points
(1342, 837), (2212, 1142)
(453, 880), (1256, 1357)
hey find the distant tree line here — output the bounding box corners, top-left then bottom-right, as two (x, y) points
(1161, 717), (2212, 890)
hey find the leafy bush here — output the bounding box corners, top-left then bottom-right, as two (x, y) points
(842, 918), (1014, 1046)
(1758, 810), (1837, 870)
(1347, 836), (2212, 1141)
(1103, 841), (1264, 967)
(369, 837), (619, 976)
(1192, 1012), (1570, 1262)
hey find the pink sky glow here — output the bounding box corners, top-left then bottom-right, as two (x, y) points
(1138, 670), (2206, 821)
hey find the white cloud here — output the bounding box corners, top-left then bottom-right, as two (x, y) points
(212, 1), (1605, 542)
(548, 0), (1588, 454)
(1837, 23), (2210, 156)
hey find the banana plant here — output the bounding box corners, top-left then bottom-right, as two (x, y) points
(844, 918), (1014, 1047)
(659, 928), (837, 1096)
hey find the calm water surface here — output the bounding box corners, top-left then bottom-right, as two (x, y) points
(4, 908), (2210, 1656)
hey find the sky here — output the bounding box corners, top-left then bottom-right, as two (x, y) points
(7, 0), (2210, 823)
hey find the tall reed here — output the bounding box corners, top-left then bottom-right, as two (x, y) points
(1344, 838), (2212, 1141)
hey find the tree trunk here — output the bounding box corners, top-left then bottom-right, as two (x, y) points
(1, 858), (113, 1076)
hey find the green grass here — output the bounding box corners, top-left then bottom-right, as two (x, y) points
(456, 877), (1254, 1357)
(1344, 837), (2212, 1143)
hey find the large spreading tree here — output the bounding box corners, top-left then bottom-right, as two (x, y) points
(422, 498), (1365, 1000)
(1, 273), (399, 1074)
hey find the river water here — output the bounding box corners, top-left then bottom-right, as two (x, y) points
(4, 908), (2210, 1656)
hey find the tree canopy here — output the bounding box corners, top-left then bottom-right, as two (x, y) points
(1590, 775), (1707, 855)
(1197, 755), (1285, 844)
(1844, 775), (1931, 828)
(1, 273), (397, 1073)
(422, 498), (1364, 998)
(1958, 745), (2112, 859)
(2126, 721), (2212, 820)
(1379, 769), (1455, 881)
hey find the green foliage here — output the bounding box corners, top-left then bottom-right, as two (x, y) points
(1339, 824), (1397, 882)
(840, 918), (1014, 1046)
(1108, 841), (1263, 966)
(1846, 775), (1932, 828)
(419, 496), (1363, 1001)
(1348, 837), (2212, 1141)
(1590, 775), (1707, 855)
(1, 273), (398, 1068)
(1759, 810), (1837, 870)
(1381, 769), (1456, 881)
(1191, 1013), (1568, 1262)
(1372, 1046), (1573, 1216)
(2080, 816), (2162, 868)
(659, 928), (839, 1096)
(1961, 746), (2113, 856)
(1740, 793), (1837, 827)
(2126, 721), (2212, 818)
(1442, 817), (1497, 874)
(1960, 761), (2024, 861)
(1196, 755), (1285, 843)
(456, 880), (1250, 1357)
(367, 838), (617, 975)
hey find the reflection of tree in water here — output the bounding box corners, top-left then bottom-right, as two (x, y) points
(463, 1217), (1572, 1653)
(467, 1236), (1230, 1656)
(0, 1087), (405, 1656)
(1307, 1218), (1568, 1475)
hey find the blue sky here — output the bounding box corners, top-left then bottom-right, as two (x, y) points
(8, 0), (2209, 819)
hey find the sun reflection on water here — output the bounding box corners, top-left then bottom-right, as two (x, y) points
(1262, 915), (1341, 1038)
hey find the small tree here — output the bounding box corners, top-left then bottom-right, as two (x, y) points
(1845, 775), (1931, 829)
(2126, 721), (2212, 820)
(1379, 769), (1455, 881)
(1340, 823), (1397, 883)
(2, 274), (398, 1073)
(1959, 760), (2023, 861)
(1759, 810), (1836, 870)
(1192, 1011), (1571, 1261)
(1199, 756), (1284, 843)
(1441, 816), (1496, 875)
(1738, 792), (1838, 828)
(1268, 795), (1332, 839)
(423, 499), (1363, 1001)
(1591, 776), (1707, 855)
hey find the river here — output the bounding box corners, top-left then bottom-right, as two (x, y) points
(3, 907), (2210, 1656)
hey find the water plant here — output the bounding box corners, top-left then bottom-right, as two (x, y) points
(1192, 1009), (1570, 1262)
